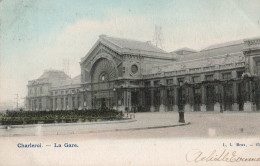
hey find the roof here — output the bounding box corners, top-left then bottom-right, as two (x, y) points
(172, 47), (197, 54)
(28, 70), (71, 85)
(51, 75), (81, 89)
(38, 70), (70, 80)
(145, 52), (245, 75)
(80, 35), (173, 64)
(201, 39), (244, 51)
(101, 35), (167, 54)
(177, 40), (244, 62)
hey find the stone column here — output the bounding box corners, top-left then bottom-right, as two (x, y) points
(201, 85), (207, 112)
(232, 82), (239, 111)
(173, 87), (179, 112)
(63, 97), (66, 110)
(53, 97), (56, 111)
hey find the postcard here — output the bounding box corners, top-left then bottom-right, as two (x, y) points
(0, 0), (260, 165)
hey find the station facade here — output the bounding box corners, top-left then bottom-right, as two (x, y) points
(26, 35), (260, 112)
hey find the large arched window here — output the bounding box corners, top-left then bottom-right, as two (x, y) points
(91, 58), (117, 83)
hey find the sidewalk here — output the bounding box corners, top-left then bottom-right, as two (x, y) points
(0, 112), (189, 137)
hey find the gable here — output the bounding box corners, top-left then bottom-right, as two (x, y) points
(81, 41), (123, 69)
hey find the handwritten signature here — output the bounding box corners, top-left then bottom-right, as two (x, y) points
(186, 149), (260, 162)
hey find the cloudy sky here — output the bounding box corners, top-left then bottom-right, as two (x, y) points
(0, 0), (260, 105)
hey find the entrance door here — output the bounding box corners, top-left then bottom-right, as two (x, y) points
(193, 87), (201, 111)
(144, 89), (151, 111)
(154, 89), (160, 111)
(131, 91), (139, 107)
(223, 84), (233, 111)
(237, 82), (245, 111)
(206, 85), (215, 111)
(101, 98), (106, 109)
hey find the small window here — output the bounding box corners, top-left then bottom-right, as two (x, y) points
(192, 76), (201, 83)
(178, 78), (184, 86)
(154, 80), (160, 86)
(222, 72), (231, 79)
(166, 79), (173, 85)
(131, 64), (138, 74)
(237, 71), (244, 78)
(205, 75), (213, 81)
(144, 81), (150, 87)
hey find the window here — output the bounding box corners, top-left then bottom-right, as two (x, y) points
(144, 81), (150, 87)
(178, 78), (184, 86)
(192, 76), (201, 83)
(237, 71), (244, 78)
(39, 99), (42, 110)
(55, 98), (58, 109)
(154, 80), (160, 86)
(222, 72), (231, 79)
(131, 64), (138, 74)
(61, 98), (64, 109)
(205, 75), (213, 81)
(65, 97), (68, 108)
(72, 97), (75, 109)
(78, 96), (80, 108)
(167, 79), (173, 85)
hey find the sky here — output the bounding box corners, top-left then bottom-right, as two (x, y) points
(0, 0), (260, 106)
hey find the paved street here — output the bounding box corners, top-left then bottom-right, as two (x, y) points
(1, 112), (260, 166)
(1, 111), (260, 138)
(79, 111), (260, 139)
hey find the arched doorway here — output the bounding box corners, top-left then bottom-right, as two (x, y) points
(91, 58), (117, 109)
